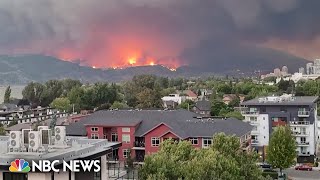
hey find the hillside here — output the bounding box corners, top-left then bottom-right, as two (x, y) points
(0, 49), (309, 84)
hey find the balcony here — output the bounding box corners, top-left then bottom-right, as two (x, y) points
(248, 120), (259, 125)
(290, 121), (310, 126)
(296, 141), (310, 146)
(251, 139), (259, 145)
(241, 111), (259, 116)
(298, 111), (310, 117)
(132, 140), (145, 150)
(292, 131), (309, 136)
(298, 152), (311, 156)
(272, 121), (287, 127)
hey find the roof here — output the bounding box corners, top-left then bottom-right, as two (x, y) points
(0, 136), (120, 166)
(67, 110), (252, 139)
(194, 100), (211, 111)
(241, 96), (319, 106)
(5, 117), (68, 131)
(0, 103), (19, 111)
(184, 90), (197, 97)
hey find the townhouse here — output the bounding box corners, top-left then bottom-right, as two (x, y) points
(241, 94), (319, 163)
(67, 109), (252, 161)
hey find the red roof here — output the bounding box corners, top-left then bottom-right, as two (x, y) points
(184, 90), (197, 97)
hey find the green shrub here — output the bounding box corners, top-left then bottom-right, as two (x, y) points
(262, 171), (278, 179)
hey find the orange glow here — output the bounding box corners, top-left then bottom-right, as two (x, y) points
(92, 66), (96, 69)
(149, 61), (155, 66)
(128, 57), (137, 65)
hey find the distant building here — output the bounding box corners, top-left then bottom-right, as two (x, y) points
(281, 66), (289, 75)
(183, 90), (198, 101)
(222, 94), (245, 105)
(306, 63), (314, 75)
(163, 100), (178, 109)
(241, 94), (319, 163)
(0, 105), (68, 126)
(193, 99), (211, 116)
(273, 68), (281, 77)
(161, 94), (185, 104)
(299, 67), (305, 74)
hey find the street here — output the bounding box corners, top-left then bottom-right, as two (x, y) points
(284, 169), (320, 180)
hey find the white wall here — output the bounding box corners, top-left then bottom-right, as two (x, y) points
(257, 114), (269, 146)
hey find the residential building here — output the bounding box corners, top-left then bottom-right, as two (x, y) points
(183, 90), (198, 101)
(161, 94), (185, 104)
(162, 100), (178, 109)
(241, 94), (319, 163)
(0, 126), (120, 180)
(274, 68), (281, 77)
(0, 104), (68, 125)
(193, 99), (211, 116)
(222, 94), (245, 105)
(299, 67), (305, 74)
(281, 66), (289, 76)
(67, 110), (252, 162)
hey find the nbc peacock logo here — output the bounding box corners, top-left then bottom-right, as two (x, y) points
(9, 159), (31, 173)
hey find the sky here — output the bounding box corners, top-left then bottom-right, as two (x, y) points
(0, 0), (319, 68)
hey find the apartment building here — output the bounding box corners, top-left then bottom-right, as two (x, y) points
(0, 126), (120, 180)
(67, 109), (252, 162)
(241, 94), (319, 163)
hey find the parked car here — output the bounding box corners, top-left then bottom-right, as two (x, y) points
(295, 165), (313, 171)
(260, 163), (272, 169)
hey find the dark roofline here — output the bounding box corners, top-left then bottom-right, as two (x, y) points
(158, 130), (182, 139)
(139, 122), (173, 137)
(84, 121), (141, 127)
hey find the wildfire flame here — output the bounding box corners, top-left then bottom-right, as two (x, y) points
(55, 48), (181, 70)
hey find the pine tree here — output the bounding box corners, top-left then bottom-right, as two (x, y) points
(4, 86), (11, 103)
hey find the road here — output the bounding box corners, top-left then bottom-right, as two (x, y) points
(284, 169), (320, 180)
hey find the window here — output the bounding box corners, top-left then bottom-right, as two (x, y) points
(202, 138), (212, 148)
(122, 134), (130, 143)
(123, 149), (130, 158)
(249, 117), (257, 121)
(111, 133), (118, 142)
(122, 127), (130, 132)
(91, 127), (98, 132)
(151, 137), (160, 147)
(301, 137), (306, 143)
(189, 138), (198, 145)
(91, 133), (99, 139)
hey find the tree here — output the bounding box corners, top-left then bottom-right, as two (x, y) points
(50, 97), (71, 112)
(210, 100), (228, 116)
(111, 101), (128, 109)
(4, 86), (11, 103)
(22, 82), (46, 107)
(224, 111), (244, 120)
(0, 127), (6, 135)
(179, 99), (194, 110)
(139, 134), (265, 180)
(267, 126), (296, 176)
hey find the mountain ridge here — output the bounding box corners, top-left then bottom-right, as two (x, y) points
(0, 50), (309, 84)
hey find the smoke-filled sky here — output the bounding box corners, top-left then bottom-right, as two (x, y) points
(0, 0), (319, 68)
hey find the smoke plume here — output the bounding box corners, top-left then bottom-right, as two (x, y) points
(0, 0), (319, 68)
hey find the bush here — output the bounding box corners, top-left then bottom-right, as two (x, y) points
(262, 171), (278, 179)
